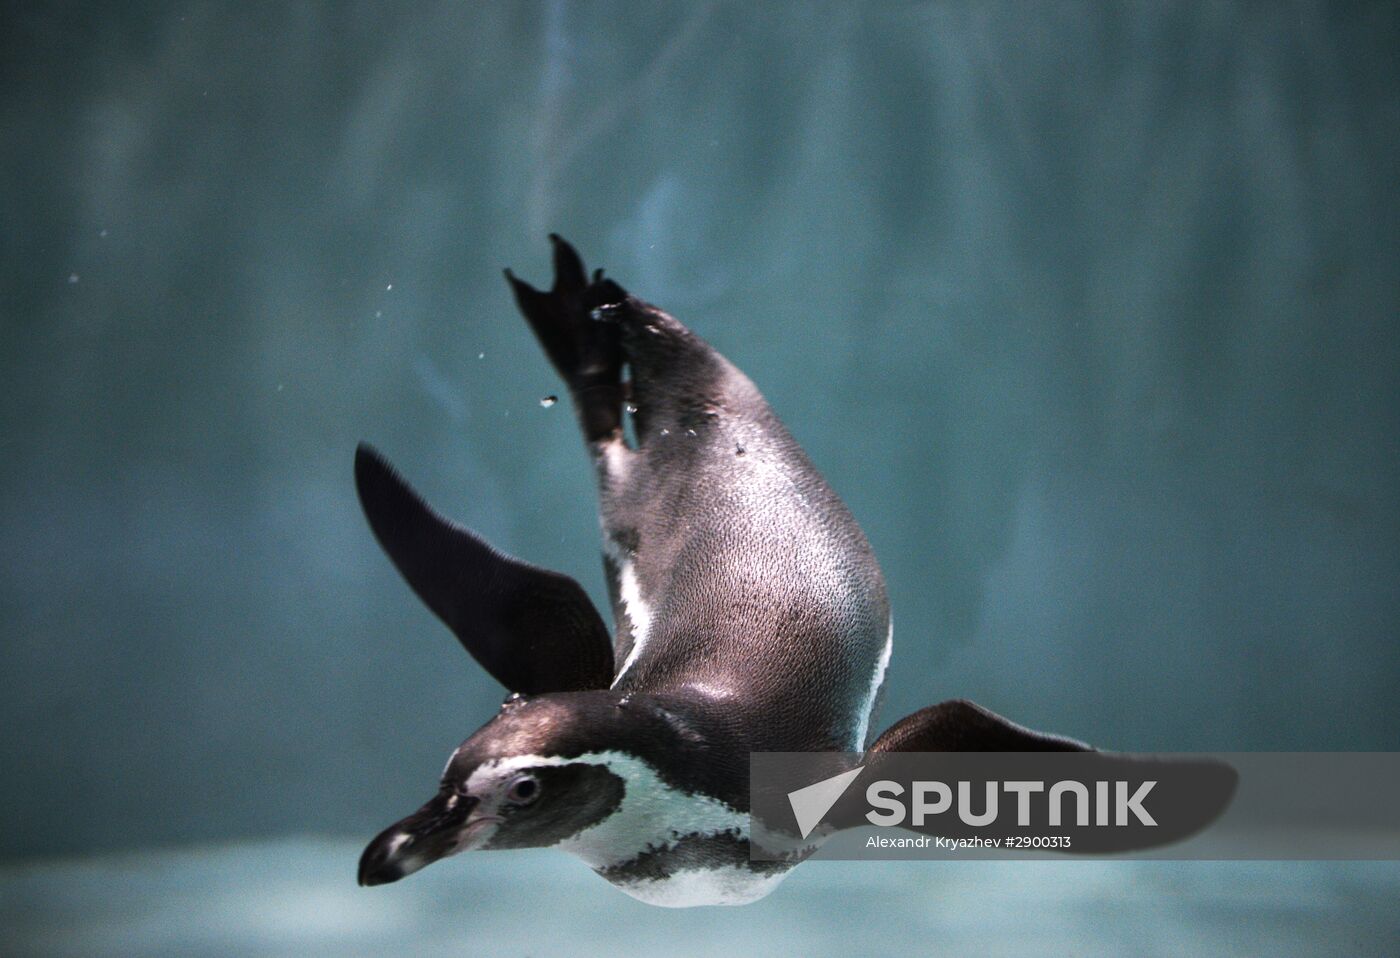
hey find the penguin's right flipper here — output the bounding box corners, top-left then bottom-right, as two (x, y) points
(867, 699), (1092, 753)
(355, 444), (614, 694)
(504, 235), (629, 442)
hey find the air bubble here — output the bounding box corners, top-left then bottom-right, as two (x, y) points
(625, 402), (638, 415)
(540, 395), (558, 408)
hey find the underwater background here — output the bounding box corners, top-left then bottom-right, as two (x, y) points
(2, 2), (1397, 955)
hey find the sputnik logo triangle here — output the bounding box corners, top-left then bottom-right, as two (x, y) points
(787, 765), (864, 839)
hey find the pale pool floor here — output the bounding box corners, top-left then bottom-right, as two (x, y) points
(3, 840), (1396, 957)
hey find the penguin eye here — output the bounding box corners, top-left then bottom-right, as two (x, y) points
(505, 773), (541, 806)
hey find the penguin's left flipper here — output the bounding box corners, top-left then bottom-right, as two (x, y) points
(355, 444), (614, 694)
(867, 699), (1091, 753)
(864, 699), (1237, 852)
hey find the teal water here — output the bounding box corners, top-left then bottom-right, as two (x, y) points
(5, 845), (1399, 957)
(2, 2), (1397, 953)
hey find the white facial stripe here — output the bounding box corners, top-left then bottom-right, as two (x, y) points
(466, 753), (786, 907)
(465, 751), (748, 871)
(610, 561), (653, 687)
(852, 618), (894, 750)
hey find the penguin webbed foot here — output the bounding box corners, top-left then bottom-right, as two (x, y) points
(506, 235), (629, 441)
(509, 237), (728, 451)
(504, 235), (628, 381)
(584, 268), (630, 317)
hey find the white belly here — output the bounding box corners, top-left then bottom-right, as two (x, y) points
(612, 865), (790, 908)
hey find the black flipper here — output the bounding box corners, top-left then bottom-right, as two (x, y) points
(354, 443), (614, 693)
(861, 699), (1237, 853)
(504, 235), (629, 442)
(868, 699), (1092, 753)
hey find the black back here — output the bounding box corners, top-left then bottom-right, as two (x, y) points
(506, 238), (892, 755)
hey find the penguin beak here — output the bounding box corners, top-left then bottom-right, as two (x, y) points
(358, 791), (495, 886)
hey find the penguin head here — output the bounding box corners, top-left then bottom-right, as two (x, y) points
(358, 690), (655, 886)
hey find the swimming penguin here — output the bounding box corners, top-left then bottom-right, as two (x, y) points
(353, 237), (1225, 906)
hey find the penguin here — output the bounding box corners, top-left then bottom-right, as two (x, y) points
(353, 237), (1225, 907)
